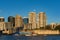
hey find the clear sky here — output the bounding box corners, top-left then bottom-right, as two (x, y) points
(0, 0), (60, 24)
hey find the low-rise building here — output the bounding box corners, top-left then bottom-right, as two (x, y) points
(50, 23), (57, 30)
(0, 22), (5, 31)
(2, 22), (13, 34)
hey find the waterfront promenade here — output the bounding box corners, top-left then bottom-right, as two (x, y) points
(22, 30), (60, 35)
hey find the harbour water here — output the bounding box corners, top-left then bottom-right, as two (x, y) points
(0, 35), (60, 40)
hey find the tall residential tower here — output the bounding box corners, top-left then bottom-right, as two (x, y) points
(38, 12), (46, 29)
(15, 15), (23, 28)
(8, 16), (15, 27)
(29, 12), (36, 29)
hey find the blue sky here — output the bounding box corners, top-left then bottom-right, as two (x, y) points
(0, 0), (60, 24)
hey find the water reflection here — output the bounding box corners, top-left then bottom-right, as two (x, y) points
(0, 35), (60, 40)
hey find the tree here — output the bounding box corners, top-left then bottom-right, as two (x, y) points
(54, 25), (60, 31)
(45, 25), (51, 30)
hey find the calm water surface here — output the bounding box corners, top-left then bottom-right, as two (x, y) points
(0, 35), (60, 40)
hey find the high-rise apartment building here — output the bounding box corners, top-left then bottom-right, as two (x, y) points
(29, 12), (36, 29)
(0, 22), (5, 31)
(15, 15), (23, 28)
(23, 17), (29, 30)
(36, 15), (39, 29)
(24, 24), (28, 30)
(8, 16), (15, 27)
(5, 22), (13, 30)
(23, 17), (28, 24)
(38, 12), (46, 29)
(3, 22), (13, 34)
(0, 17), (5, 22)
(28, 23), (32, 29)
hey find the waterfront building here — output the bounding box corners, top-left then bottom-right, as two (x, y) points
(23, 17), (29, 30)
(0, 17), (5, 34)
(15, 15), (23, 27)
(50, 23), (57, 30)
(0, 22), (5, 31)
(29, 12), (36, 29)
(5, 22), (13, 30)
(3, 22), (13, 34)
(28, 23), (32, 30)
(15, 15), (24, 32)
(23, 23), (32, 30)
(38, 12), (46, 29)
(36, 23), (39, 29)
(0, 17), (5, 22)
(36, 15), (39, 29)
(8, 16), (15, 27)
(24, 24), (28, 30)
(23, 17), (28, 24)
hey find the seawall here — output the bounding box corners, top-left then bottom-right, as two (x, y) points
(33, 30), (59, 35)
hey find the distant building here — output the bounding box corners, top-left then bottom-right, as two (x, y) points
(23, 17), (29, 30)
(36, 23), (39, 29)
(5, 22), (13, 30)
(38, 12), (46, 29)
(15, 15), (24, 32)
(0, 17), (5, 22)
(23, 17), (28, 24)
(0, 17), (5, 31)
(28, 23), (32, 29)
(8, 16), (15, 27)
(36, 15), (40, 29)
(29, 12), (36, 29)
(15, 15), (23, 28)
(3, 22), (13, 34)
(0, 22), (5, 31)
(24, 24), (28, 30)
(50, 23), (57, 29)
